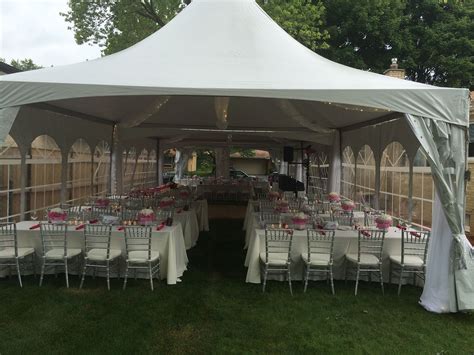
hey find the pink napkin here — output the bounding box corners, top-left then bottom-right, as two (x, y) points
(89, 219), (98, 224)
(361, 230), (371, 238)
(75, 224), (85, 231)
(176, 209), (182, 214)
(117, 226), (125, 231)
(29, 224), (40, 230)
(410, 231), (421, 238)
(397, 224), (407, 230)
(156, 223), (165, 231)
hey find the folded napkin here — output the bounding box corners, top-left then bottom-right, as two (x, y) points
(410, 231), (421, 238)
(397, 224), (407, 230)
(75, 224), (85, 231)
(361, 230), (371, 238)
(176, 209), (182, 214)
(117, 226), (125, 231)
(89, 219), (98, 224)
(316, 224), (326, 235)
(29, 223), (41, 230)
(156, 223), (165, 231)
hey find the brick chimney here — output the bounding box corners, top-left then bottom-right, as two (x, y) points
(383, 58), (405, 79)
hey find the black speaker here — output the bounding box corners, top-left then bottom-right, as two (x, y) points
(283, 146), (294, 162)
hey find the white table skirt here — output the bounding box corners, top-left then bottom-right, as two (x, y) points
(245, 224), (407, 285)
(175, 209), (200, 249)
(192, 199), (209, 232)
(6, 221), (189, 285)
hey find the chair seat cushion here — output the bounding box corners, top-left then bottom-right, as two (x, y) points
(127, 250), (159, 263)
(45, 248), (82, 259)
(346, 253), (380, 265)
(87, 248), (122, 261)
(390, 255), (424, 267)
(301, 253), (331, 266)
(259, 252), (289, 265)
(0, 247), (35, 259)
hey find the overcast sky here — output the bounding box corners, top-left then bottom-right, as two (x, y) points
(0, 0), (102, 67)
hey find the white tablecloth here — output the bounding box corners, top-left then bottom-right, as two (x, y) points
(8, 221), (189, 285)
(192, 199), (209, 232)
(245, 225), (405, 284)
(174, 209), (200, 249)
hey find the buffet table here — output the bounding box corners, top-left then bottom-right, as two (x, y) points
(245, 225), (405, 285)
(192, 199), (209, 232)
(7, 221), (189, 285)
(175, 209), (200, 249)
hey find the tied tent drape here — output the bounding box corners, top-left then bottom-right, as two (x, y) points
(406, 114), (474, 312)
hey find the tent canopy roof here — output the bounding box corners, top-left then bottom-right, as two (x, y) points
(0, 0), (469, 148)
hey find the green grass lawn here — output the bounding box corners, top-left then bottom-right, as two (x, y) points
(0, 219), (472, 354)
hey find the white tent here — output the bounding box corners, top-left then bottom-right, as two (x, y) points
(0, 0), (472, 312)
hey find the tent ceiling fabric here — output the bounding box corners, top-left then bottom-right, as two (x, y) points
(0, 0), (469, 145)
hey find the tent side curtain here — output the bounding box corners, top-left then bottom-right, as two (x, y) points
(0, 106), (20, 144)
(405, 114), (474, 312)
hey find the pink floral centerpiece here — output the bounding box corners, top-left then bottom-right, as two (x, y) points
(275, 200), (289, 213)
(48, 208), (67, 223)
(292, 212), (308, 230)
(267, 191), (280, 201)
(341, 199), (355, 211)
(95, 198), (110, 208)
(138, 208), (155, 225)
(375, 214), (393, 230)
(159, 197), (175, 209)
(328, 192), (341, 203)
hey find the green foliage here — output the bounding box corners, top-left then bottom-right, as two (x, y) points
(230, 148), (256, 158)
(321, 0), (474, 88)
(0, 58), (42, 71)
(61, 0), (184, 55)
(259, 0), (330, 51)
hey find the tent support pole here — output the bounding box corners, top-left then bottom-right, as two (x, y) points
(408, 162), (414, 223)
(374, 157), (381, 210)
(19, 151), (27, 221)
(157, 140), (163, 185)
(60, 150), (68, 205)
(90, 149), (95, 197)
(109, 124), (123, 195)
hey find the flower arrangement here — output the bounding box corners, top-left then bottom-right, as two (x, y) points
(159, 197), (175, 208)
(95, 198), (110, 208)
(267, 191), (280, 201)
(274, 199), (289, 213)
(375, 214), (393, 230)
(48, 208), (67, 223)
(341, 199), (355, 211)
(138, 208), (155, 225)
(328, 192), (340, 203)
(292, 212), (308, 230)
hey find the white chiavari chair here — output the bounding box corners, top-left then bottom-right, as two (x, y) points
(123, 226), (160, 291)
(345, 228), (385, 295)
(39, 222), (82, 288)
(0, 223), (36, 287)
(80, 224), (121, 290)
(389, 229), (430, 295)
(260, 227), (294, 295)
(303, 229), (336, 294)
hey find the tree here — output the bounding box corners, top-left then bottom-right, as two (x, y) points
(61, 0), (185, 55)
(258, 0), (329, 51)
(320, 0), (473, 88)
(0, 58), (42, 71)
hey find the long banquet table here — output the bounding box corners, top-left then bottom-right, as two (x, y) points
(245, 224), (405, 284)
(7, 221), (189, 285)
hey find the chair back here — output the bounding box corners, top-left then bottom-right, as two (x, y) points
(155, 209), (174, 222)
(40, 223), (68, 256)
(124, 198), (143, 210)
(288, 200), (300, 211)
(364, 210), (384, 227)
(333, 210), (353, 226)
(401, 230), (430, 264)
(357, 229), (385, 262)
(259, 212), (281, 227)
(0, 223), (17, 256)
(121, 208), (138, 222)
(263, 228), (293, 263)
(259, 200), (275, 212)
(255, 192), (268, 200)
(91, 206), (116, 219)
(124, 226), (152, 260)
(306, 229), (335, 263)
(84, 224), (112, 258)
(282, 191), (297, 201)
